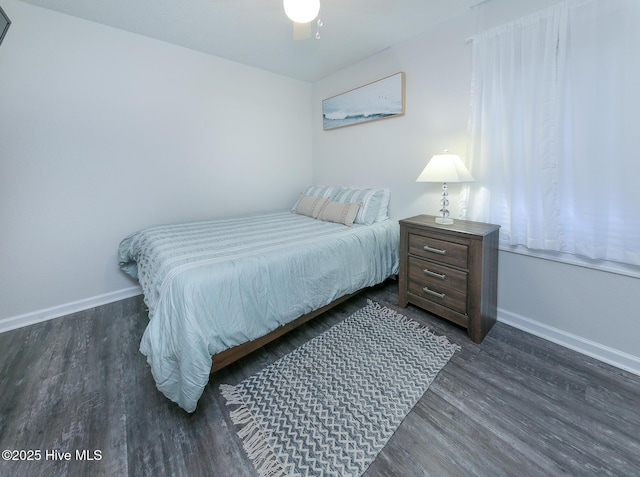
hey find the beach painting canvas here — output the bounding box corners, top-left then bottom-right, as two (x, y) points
(323, 72), (405, 130)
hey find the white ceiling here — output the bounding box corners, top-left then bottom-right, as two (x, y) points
(18, 0), (479, 82)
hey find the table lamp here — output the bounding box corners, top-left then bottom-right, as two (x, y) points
(416, 152), (474, 224)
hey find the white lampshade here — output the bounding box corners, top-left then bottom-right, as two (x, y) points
(416, 152), (474, 225)
(416, 153), (475, 183)
(283, 0), (320, 23)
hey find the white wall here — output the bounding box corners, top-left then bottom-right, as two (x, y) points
(312, 0), (640, 373)
(2, 0), (638, 375)
(0, 0), (313, 325)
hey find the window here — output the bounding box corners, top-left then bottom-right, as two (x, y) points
(462, 0), (640, 268)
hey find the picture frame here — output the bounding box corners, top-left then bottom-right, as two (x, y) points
(0, 5), (10, 46)
(323, 72), (405, 130)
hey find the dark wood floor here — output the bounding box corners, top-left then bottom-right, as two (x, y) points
(1, 279), (639, 477)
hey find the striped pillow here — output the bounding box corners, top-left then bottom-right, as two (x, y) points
(291, 185), (342, 212)
(333, 188), (390, 225)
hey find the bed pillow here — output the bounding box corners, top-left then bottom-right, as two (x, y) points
(332, 188), (390, 225)
(291, 185), (342, 212)
(293, 195), (329, 219)
(317, 201), (361, 227)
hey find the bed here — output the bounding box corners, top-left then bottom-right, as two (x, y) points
(118, 186), (400, 412)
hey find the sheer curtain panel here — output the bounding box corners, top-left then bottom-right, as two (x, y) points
(463, 0), (640, 267)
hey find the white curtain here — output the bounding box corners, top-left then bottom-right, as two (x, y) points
(463, 0), (640, 266)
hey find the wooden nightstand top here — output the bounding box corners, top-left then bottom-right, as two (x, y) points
(399, 215), (500, 238)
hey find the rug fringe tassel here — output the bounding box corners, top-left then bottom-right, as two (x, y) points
(219, 383), (245, 405)
(230, 407), (255, 426)
(241, 418), (295, 477)
(220, 384), (296, 477)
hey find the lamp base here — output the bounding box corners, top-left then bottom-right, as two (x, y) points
(435, 217), (454, 225)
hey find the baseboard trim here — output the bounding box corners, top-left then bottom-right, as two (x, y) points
(0, 286), (142, 334)
(498, 308), (640, 377)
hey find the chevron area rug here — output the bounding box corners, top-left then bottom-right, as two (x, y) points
(220, 300), (460, 477)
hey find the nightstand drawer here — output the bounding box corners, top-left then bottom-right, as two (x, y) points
(408, 257), (468, 314)
(408, 233), (469, 269)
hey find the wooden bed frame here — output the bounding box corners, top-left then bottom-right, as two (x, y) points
(210, 291), (359, 372)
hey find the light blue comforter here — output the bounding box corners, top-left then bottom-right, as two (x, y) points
(119, 211), (399, 412)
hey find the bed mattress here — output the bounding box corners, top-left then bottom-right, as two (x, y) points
(119, 211), (399, 412)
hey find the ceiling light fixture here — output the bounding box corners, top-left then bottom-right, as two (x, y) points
(283, 0), (320, 24)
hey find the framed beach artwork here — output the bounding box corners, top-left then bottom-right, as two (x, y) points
(323, 72), (405, 130)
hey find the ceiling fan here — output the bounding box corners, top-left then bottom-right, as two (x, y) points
(283, 0), (323, 40)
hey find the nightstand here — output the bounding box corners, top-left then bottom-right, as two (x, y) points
(398, 215), (500, 343)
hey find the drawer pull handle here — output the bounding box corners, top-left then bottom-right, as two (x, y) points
(423, 269), (446, 280)
(423, 287), (445, 299)
(423, 245), (446, 255)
